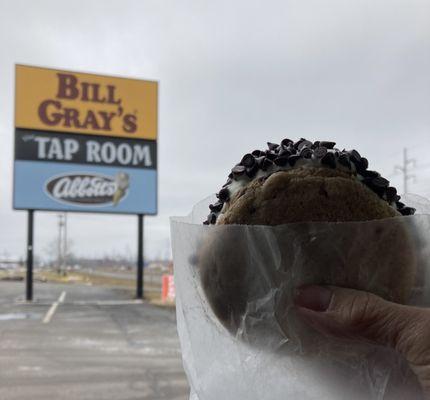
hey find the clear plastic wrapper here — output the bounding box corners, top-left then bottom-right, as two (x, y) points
(170, 194), (430, 400)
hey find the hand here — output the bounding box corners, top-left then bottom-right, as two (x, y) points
(294, 285), (430, 398)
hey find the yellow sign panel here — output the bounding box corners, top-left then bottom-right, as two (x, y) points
(15, 65), (157, 140)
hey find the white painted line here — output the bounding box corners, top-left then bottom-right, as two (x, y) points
(42, 291), (66, 324)
(58, 291), (66, 303)
(42, 302), (59, 324)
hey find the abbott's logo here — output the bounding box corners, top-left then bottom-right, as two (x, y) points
(45, 172), (129, 206)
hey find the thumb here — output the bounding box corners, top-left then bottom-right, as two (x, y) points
(294, 285), (430, 395)
(294, 285), (430, 361)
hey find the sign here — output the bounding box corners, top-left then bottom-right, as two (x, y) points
(15, 65), (157, 139)
(14, 65), (158, 214)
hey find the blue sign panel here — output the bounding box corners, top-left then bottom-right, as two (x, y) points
(14, 160), (157, 214)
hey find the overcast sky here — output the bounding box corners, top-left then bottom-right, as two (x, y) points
(0, 0), (429, 261)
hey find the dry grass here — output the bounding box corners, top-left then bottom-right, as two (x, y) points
(37, 270), (163, 302)
(0, 269), (172, 304)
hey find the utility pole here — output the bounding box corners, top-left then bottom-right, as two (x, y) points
(395, 147), (416, 194)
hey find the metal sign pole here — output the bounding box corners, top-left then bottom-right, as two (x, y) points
(137, 214), (144, 299)
(26, 210), (34, 302)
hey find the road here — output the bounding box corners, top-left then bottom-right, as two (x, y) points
(0, 281), (189, 400)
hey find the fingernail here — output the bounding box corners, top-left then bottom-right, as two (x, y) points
(294, 285), (333, 312)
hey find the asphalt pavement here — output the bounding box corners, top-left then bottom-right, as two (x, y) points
(0, 281), (189, 400)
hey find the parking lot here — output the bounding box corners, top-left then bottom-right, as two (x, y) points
(0, 281), (189, 400)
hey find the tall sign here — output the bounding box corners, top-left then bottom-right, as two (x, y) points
(14, 65), (158, 301)
(14, 65), (158, 214)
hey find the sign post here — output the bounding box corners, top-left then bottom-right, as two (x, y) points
(137, 214), (144, 299)
(14, 65), (158, 300)
(26, 210), (34, 301)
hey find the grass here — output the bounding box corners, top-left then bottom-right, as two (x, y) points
(0, 269), (168, 304)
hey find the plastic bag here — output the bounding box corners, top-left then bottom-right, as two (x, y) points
(170, 194), (430, 400)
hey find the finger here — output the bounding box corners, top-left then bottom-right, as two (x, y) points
(295, 285), (430, 398)
(294, 285), (426, 357)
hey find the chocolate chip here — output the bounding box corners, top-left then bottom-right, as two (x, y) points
(297, 140), (313, 150)
(293, 138), (306, 149)
(288, 155), (301, 166)
(203, 220), (209, 225)
(321, 152), (336, 168)
(261, 158), (273, 171)
(281, 138), (293, 147)
(313, 146), (327, 159)
(400, 207), (416, 216)
(393, 194), (401, 202)
(372, 176), (389, 188)
(300, 147), (312, 158)
(320, 141), (336, 149)
(348, 149), (361, 163)
(287, 145), (297, 155)
(312, 141), (320, 149)
(274, 156), (289, 166)
(385, 186), (397, 202)
(209, 202), (224, 212)
(232, 165), (246, 175)
(252, 149), (264, 157)
(362, 170), (380, 179)
(354, 157), (368, 173)
(255, 156), (265, 167)
(218, 188), (230, 202)
(267, 142), (279, 151)
(265, 151), (278, 161)
(338, 154), (351, 169)
(375, 186), (387, 196)
(208, 213), (217, 224)
(396, 201), (405, 209)
(246, 164), (259, 178)
(359, 157), (369, 170)
(241, 153), (255, 168)
(276, 145), (285, 154)
(222, 178), (233, 188)
(278, 147), (291, 157)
